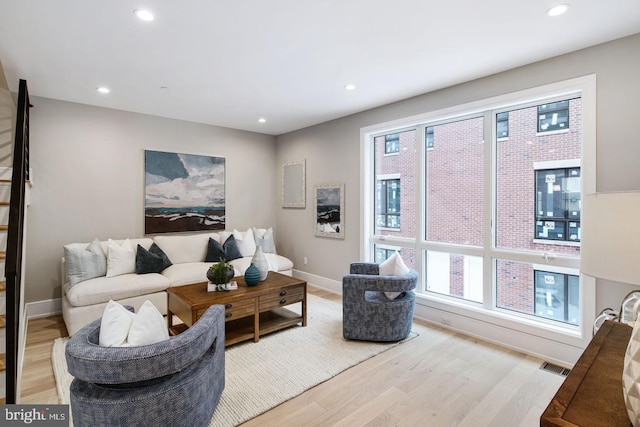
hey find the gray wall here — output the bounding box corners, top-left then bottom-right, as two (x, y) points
(26, 98), (277, 303)
(276, 33), (640, 312)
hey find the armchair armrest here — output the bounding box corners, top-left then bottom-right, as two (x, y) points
(343, 269), (418, 295)
(66, 304), (225, 384)
(349, 262), (379, 275)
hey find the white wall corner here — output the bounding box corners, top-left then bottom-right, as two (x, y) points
(25, 298), (61, 320)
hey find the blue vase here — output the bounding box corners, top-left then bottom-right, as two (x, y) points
(244, 263), (260, 287)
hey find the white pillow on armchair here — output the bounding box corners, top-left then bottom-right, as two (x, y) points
(379, 252), (410, 300)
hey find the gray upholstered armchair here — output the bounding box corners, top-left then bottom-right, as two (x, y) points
(343, 262), (417, 342)
(65, 305), (225, 427)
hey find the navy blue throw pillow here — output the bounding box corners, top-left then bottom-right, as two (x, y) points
(205, 238), (226, 263)
(135, 243), (173, 274)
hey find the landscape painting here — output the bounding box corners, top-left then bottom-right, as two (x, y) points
(314, 183), (344, 239)
(144, 150), (225, 234)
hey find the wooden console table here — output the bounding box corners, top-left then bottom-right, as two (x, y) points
(541, 320), (632, 426)
(167, 271), (307, 347)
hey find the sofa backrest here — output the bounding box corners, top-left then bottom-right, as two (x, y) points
(152, 232), (221, 264)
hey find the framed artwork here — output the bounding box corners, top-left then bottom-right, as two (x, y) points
(314, 183), (344, 239)
(282, 160), (306, 208)
(144, 150), (225, 234)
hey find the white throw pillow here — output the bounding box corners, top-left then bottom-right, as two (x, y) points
(106, 239), (136, 277)
(99, 300), (135, 347)
(128, 300), (170, 346)
(233, 228), (257, 257)
(379, 252), (410, 300)
(99, 300), (169, 347)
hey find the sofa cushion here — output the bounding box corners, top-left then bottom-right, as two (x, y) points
(136, 243), (173, 274)
(65, 273), (170, 307)
(229, 254), (291, 275)
(153, 233), (220, 264)
(162, 262), (237, 287)
(64, 238), (107, 287)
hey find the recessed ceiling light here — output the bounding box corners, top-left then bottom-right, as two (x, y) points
(258, 118), (266, 123)
(134, 9), (154, 21)
(547, 4), (570, 16)
(344, 84), (356, 91)
(96, 87), (110, 94)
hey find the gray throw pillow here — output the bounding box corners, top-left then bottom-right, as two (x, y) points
(136, 243), (173, 274)
(252, 227), (277, 254)
(64, 239), (107, 287)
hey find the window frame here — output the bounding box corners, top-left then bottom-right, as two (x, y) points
(360, 75), (596, 365)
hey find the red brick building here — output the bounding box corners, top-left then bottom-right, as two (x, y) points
(374, 98), (582, 323)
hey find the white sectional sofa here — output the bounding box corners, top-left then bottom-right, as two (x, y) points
(61, 228), (293, 336)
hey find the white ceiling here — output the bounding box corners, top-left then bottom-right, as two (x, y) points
(1, 1), (639, 136)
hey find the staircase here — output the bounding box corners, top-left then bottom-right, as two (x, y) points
(1, 78), (30, 404)
(1, 179), (10, 404)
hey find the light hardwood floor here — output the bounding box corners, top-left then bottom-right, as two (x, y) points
(19, 287), (565, 426)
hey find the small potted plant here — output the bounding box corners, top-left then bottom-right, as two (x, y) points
(207, 258), (234, 288)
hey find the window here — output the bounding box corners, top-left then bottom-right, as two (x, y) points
(376, 179), (400, 228)
(425, 127), (434, 149)
(534, 270), (579, 325)
(375, 247), (397, 264)
(534, 168), (581, 242)
(363, 76), (595, 361)
(496, 112), (509, 138)
(385, 133), (400, 154)
(538, 100), (569, 132)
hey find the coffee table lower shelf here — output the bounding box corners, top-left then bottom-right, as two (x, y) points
(169, 307), (304, 346)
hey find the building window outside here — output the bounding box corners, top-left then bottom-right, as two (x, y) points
(534, 270), (579, 325)
(385, 133), (400, 154)
(376, 179), (401, 228)
(375, 247), (397, 264)
(425, 127), (434, 149)
(496, 112), (509, 138)
(534, 168), (581, 242)
(538, 100), (569, 132)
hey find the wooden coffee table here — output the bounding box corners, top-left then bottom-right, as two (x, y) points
(167, 271), (307, 346)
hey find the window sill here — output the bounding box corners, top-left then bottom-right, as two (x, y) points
(533, 239), (580, 247)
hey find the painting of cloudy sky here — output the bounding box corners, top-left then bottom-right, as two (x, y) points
(144, 150), (225, 233)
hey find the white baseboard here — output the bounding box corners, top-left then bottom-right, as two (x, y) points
(292, 269), (342, 295)
(412, 301), (582, 367)
(25, 298), (61, 319)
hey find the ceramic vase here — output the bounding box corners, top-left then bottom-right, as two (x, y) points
(244, 263), (260, 287)
(251, 245), (268, 281)
(624, 319), (640, 427)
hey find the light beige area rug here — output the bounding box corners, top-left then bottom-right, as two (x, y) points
(52, 294), (417, 427)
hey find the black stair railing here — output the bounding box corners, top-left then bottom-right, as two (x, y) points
(6, 79), (30, 403)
